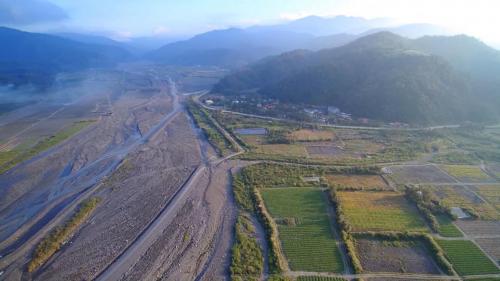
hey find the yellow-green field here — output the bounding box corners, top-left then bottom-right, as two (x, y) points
(337, 191), (429, 232)
(431, 185), (499, 220)
(472, 185), (500, 213)
(441, 165), (492, 182)
(325, 175), (389, 190)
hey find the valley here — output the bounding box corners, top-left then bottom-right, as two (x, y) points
(1, 8), (500, 281)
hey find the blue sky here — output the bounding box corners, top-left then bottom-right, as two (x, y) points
(1, 0), (500, 45)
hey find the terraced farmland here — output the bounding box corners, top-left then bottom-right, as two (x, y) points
(337, 191), (429, 232)
(260, 188), (344, 272)
(437, 239), (500, 276)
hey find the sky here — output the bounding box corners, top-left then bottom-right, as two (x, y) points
(1, 0), (500, 46)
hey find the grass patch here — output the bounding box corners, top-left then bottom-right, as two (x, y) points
(337, 191), (429, 232)
(0, 120), (95, 174)
(437, 239), (500, 276)
(261, 188), (344, 272)
(27, 197), (101, 272)
(435, 214), (462, 237)
(230, 214), (263, 281)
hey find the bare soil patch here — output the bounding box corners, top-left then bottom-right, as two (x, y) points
(388, 165), (456, 184)
(476, 238), (500, 265)
(455, 220), (500, 236)
(356, 238), (441, 274)
(306, 145), (346, 157)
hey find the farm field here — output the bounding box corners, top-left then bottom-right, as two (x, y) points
(431, 185), (500, 220)
(336, 191), (428, 232)
(253, 143), (309, 157)
(306, 144), (347, 158)
(487, 164), (500, 178)
(296, 276), (347, 281)
(455, 220), (500, 236)
(260, 187), (344, 272)
(387, 165), (455, 184)
(431, 151), (480, 165)
(437, 239), (500, 276)
(470, 185), (500, 212)
(476, 238), (500, 266)
(435, 214), (463, 237)
(288, 129), (335, 142)
(355, 238), (441, 274)
(440, 165), (494, 183)
(325, 175), (389, 190)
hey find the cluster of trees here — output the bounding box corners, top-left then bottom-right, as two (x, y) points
(327, 185), (363, 273)
(266, 129), (291, 144)
(231, 168), (287, 279)
(186, 101), (235, 156)
(404, 186), (456, 232)
(240, 163), (379, 189)
(230, 214), (264, 281)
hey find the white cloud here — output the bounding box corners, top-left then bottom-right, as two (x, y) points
(153, 26), (170, 36)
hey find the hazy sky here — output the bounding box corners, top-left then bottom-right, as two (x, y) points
(1, 0), (499, 45)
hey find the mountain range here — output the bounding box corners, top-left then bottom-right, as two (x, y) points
(213, 32), (500, 124)
(0, 16), (453, 88)
(0, 27), (131, 88)
(145, 16), (451, 67)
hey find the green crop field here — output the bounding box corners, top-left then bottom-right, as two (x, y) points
(260, 188), (344, 272)
(297, 276), (347, 281)
(436, 214), (462, 237)
(437, 239), (500, 276)
(337, 191), (429, 232)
